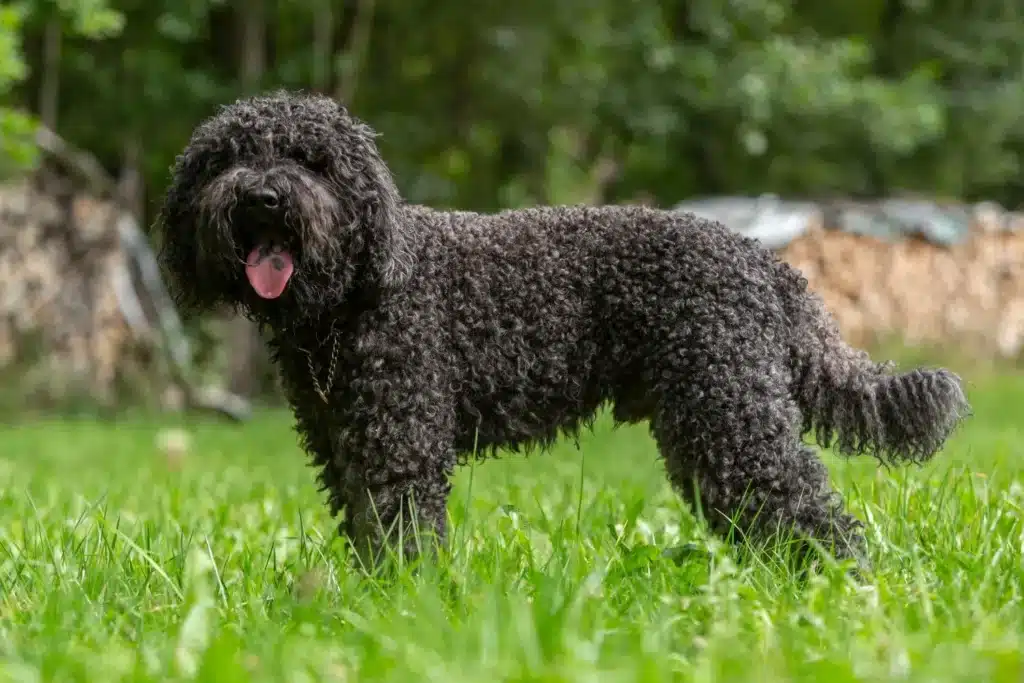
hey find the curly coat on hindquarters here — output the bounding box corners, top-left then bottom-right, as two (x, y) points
(155, 90), (970, 567)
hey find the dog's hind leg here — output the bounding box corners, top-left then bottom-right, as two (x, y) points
(651, 370), (867, 569)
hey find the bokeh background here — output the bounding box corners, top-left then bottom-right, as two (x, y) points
(3, 5), (1024, 680)
(1, 0), (1023, 417)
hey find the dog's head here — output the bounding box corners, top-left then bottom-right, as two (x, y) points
(155, 90), (413, 323)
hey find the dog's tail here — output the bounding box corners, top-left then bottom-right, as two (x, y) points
(789, 287), (969, 465)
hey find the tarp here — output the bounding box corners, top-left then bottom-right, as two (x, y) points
(673, 195), (819, 249)
(674, 195), (1010, 249)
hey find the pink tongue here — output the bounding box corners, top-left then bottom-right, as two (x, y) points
(245, 247), (295, 299)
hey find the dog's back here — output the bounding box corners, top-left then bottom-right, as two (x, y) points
(407, 203), (969, 465)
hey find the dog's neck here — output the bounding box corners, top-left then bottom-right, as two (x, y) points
(253, 264), (377, 334)
(258, 308), (343, 339)
(251, 307), (347, 404)
(256, 285), (373, 340)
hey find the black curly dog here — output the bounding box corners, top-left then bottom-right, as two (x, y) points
(156, 91), (969, 569)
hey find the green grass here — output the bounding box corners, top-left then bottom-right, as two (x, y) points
(0, 370), (1022, 682)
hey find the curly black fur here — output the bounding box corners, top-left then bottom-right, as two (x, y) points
(155, 90), (970, 568)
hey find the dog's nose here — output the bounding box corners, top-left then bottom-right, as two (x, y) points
(249, 188), (279, 209)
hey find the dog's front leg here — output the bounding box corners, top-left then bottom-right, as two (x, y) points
(291, 402), (350, 520)
(341, 401), (457, 569)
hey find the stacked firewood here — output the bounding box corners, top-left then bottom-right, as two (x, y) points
(778, 203), (1024, 358)
(0, 123), (254, 417)
(0, 180), (133, 403)
(0, 173), (248, 418)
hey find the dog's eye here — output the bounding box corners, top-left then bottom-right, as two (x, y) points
(288, 150), (324, 172)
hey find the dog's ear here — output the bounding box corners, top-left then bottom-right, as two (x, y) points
(362, 164), (414, 292)
(153, 149), (234, 316)
(154, 183), (203, 312)
(323, 104), (414, 291)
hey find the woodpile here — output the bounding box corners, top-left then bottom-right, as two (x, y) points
(676, 196), (1024, 359)
(778, 203), (1024, 358)
(0, 176), (250, 418)
(0, 126), (250, 418)
(0, 179), (135, 404)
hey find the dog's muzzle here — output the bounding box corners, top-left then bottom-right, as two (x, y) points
(238, 186), (296, 300)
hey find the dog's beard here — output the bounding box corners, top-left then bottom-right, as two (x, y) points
(196, 165), (356, 319)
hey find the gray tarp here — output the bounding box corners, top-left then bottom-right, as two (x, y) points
(673, 195), (819, 249)
(674, 195), (1010, 249)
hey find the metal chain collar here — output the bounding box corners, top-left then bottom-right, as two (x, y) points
(307, 326), (340, 403)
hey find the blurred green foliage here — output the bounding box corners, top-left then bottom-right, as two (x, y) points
(2, 0), (1024, 214)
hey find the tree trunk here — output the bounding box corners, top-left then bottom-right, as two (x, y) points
(239, 0), (266, 87)
(311, 0), (334, 92)
(336, 0), (377, 105)
(118, 135), (144, 219)
(38, 15), (61, 130)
